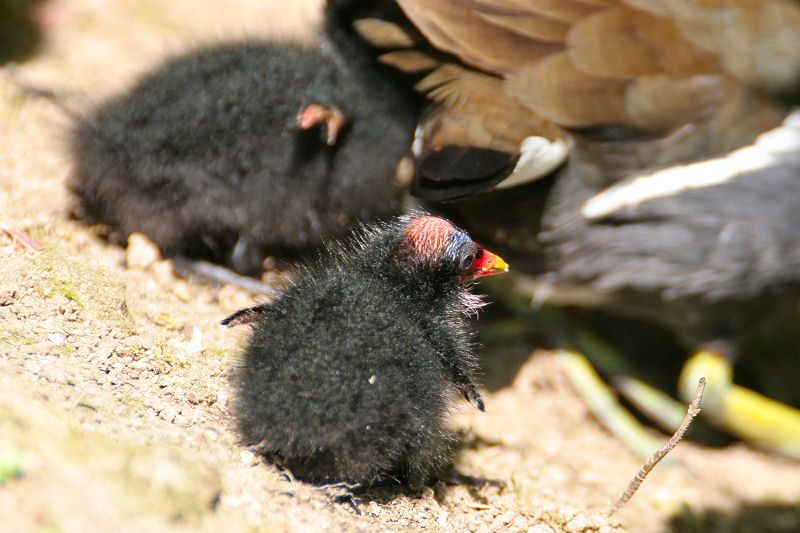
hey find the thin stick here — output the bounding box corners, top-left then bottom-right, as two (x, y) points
(608, 377), (706, 516)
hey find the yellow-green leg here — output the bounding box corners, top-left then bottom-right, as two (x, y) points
(556, 349), (663, 458)
(545, 309), (680, 459)
(540, 306), (800, 460)
(678, 349), (800, 459)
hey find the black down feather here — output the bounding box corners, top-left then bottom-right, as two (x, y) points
(226, 213), (506, 488)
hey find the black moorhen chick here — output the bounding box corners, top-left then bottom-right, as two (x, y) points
(223, 213), (508, 489)
(70, 1), (420, 276)
(351, 0), (800, 457)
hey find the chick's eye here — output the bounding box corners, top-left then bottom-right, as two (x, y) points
(461, 254), (475, 270)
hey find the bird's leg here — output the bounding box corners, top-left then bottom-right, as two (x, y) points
(678, 343), (800, 459)
(324, 482), (366, 514)
(172, 256), (279, 295)
(557, 349), (664, 459)
(572, 327), (721, 443)
(439, 353), (485, 411)
(562, 316), (800, 460)
(296, 103), (346, 146)
(326, 476), (406, 514)
(544, 307), (666, 458)
(334, 493), (362, 514)
(221, 303), (271, 327)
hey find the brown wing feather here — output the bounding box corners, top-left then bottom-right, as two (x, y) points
(473, 10), (569, 43)
(661, 0), (800, 94)
(353, 18), (417, 48)
(397, 0), (800, 130)
(396, 0), (598, 74)
(567, 7), (719, 78)
(507, 52), (629, 127)
(417, 63), (564, 152)
(625, 74), (729, 130)
(378, 50), (441, 73)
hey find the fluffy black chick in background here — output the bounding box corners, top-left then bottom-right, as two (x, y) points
(223, 213), (508, 490)
(70, 1), (420, 275)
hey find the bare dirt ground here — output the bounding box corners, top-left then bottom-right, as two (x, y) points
(2, 1), (800, 532)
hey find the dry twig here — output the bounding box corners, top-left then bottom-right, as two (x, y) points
(608, 377), (706, 516)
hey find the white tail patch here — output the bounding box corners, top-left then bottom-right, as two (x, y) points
(494, 136), (569, 190)
(411, 123), (425, 158)
(581, 111), (800, 220)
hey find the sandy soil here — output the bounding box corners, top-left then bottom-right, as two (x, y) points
(2, 1), (800, 532)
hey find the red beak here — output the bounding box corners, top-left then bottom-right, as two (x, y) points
(470, 245), (509, 279)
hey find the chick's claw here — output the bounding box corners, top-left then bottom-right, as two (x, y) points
(296, 103), (346, 146)
(333, 493), (362, 515)
(463, 383), (485, 412)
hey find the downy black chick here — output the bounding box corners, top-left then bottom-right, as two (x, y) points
(223, 213), (508, 489)
(70, 2), (421, 275)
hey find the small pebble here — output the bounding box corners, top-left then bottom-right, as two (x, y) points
(0, 290), (17, 306)
(491, 512), (517, 530)
(122, 336), (152, 350)
(565, 514), (588, 532)
(96, 341), (117, 359)
(151, 259), (175, 281)
(158, 405), (178, 423)
(41, 365), (67, 384)
(171, 281), (192, 303)
(129, 360), (151, 372)
(240, 450), (256, 465)
(215, 390), (229, 408)
(185, 326), (203, 355)
(24, 360), (41, 374)
(126, 232), (161, 270)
